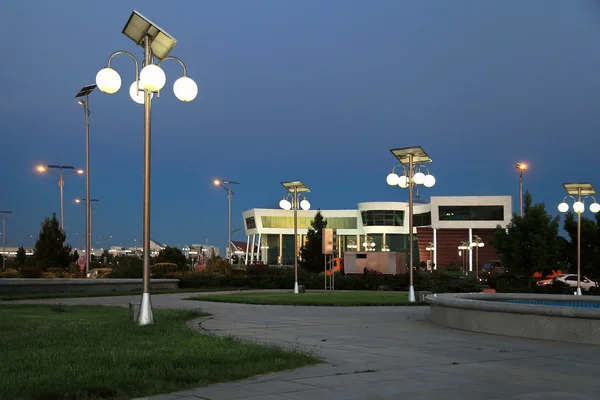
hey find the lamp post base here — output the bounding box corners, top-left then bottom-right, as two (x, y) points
(408, 285), (416, 303)
(294, 281), (299, 294)
(576, 287), (582, 296)
(137, 292), (154, 325)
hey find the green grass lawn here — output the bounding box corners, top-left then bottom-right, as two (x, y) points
(0, 304), (320, 400)
(189, 291), (421, 306)
(0, 287), (237, 301)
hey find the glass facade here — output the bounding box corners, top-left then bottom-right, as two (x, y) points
(361, 210), (404, 226)
(438, 205), (504, 221)
(261, 216), (357, 229)
(413, 212), (431, 227)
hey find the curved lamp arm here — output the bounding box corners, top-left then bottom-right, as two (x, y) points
(107, 50), (140, 92)
(391, 163), (407, 176)
(156, 56), (188, 98)
(417, 164), (431, 175)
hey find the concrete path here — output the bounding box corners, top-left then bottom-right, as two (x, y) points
(10, 292), (600, 399)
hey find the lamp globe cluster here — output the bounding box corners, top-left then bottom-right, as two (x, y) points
(279, 197), (310, 211)
(386, 168), (435, 188)
(96, 64), (198, 104)
(558, 200), (600, 214)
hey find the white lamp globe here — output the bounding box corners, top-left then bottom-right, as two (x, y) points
(573, 201), (585, 214)
(173, 76), (198, 102)
(129, 81), (154, 104)
(413, 171), (426, 185)
(300, 199), (311, 210)
(370, 242), (376, 248)
(96, 67), (121, 94)
(386, 173), (399, 186)
(590, 202), (600, 213)
(398, 175), (409, 188)
(279, 199), (292, 210)
(424, 174), (436, 188)
(558, 202), (569, 213)
(140, 64), (166, 92)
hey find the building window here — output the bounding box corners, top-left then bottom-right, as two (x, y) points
(413, 212), (431, 227)
(245, 217), (256, 229)
(261, 216), (357, 229)
(361, 210), (404, 226)
(438, 206), (504, 221)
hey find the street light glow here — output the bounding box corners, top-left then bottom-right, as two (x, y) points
(516, 162), (527, 171)
(36, 165), (46, 172)
(213, 179), (221, 186)
(76, 169), (84, 174)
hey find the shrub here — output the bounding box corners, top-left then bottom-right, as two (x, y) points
(0, 269), (20, 278)
(41, 272), (59, 279)
(151, 263), (179, 278)
(47, 267), (65, 274)
(110, 256), (143, 278)
(91, 268), (113, 278)
(19, 266), (42, 278)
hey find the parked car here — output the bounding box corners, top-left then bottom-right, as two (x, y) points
(478, 260), (504, 283)
(551, 274), (597, 292)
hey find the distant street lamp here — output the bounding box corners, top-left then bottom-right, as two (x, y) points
(516, 162), (527, 217)
(558, 183), (600, 296)
(95, 10), (198, 326)
(36, 165), (84, 231)
(75, 197), (99, 272)
(471, 235), (484, 278)
(213, 179), (240, 264)
(0, 211), (12, 269)
(76, 84), (97, 281)
(425, 242), (435, 268)
(279, 181), (311, 294)
(387, 146), (435, 303)
(458, 241), (470, 274)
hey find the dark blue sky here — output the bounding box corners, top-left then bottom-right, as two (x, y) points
(1, 0), (600, 251)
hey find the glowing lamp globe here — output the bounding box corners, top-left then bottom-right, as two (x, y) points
(173, 76), (198, 102)
(558, 202), (569, 213)
(140, 64), (166, 92)
(413, 172), (425, 185)
(398, 175), (409, 188)
(300, 199), (311, 210)
(423, 174), (436, 188)
(96, 67), (121, 94)
(590, 202), (600, 213)
(129, 81), (153, 105)
(386, 173), (399, 186)
(573, 201), (585, 214)
(279, 199), (292, 210)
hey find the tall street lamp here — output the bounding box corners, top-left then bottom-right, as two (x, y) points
(458, 242), (470, 274)
(95, 10), (198, 326)
(36, 165), (84, 231)
(75, 197), (99, 272)
(558, 183), (600, 296)
(0, 211), (12, 269)
(471, 235), (484, 278)
(386, 146), (435, 303)
(279, 181), (311, 294)
(516, 162), (527, 217)
(425, 242), (435, 269)
(76, 84), (96, 279)
(213, 179), (240, 264)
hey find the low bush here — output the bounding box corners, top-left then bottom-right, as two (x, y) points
(47, 267), (65, 274)
(41, 272), (59, 279)
(19, 266), (42, 278)
(0, 269), (20, 278)
(151, 263), (178, 278)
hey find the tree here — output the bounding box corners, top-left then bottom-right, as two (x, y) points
(300, 211), (327, 273)
(34, 213), (72, 270)
(16, 246), (26, 266)
(562, 212), (600, 279)
(72, 249), (80, 264)
(492, 191), (562, 277)
(153, 245), (187, 269)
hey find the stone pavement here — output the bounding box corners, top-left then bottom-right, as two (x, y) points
(11, 291), (600, 399)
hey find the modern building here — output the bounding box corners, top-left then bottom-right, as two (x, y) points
(241, 195), (512, 270)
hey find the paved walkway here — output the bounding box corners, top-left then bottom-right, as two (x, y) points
(11, 292), (600, 399)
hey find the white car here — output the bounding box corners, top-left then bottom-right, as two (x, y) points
(553, 274), (597, 291)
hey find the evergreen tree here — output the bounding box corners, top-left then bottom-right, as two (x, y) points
(72, 249), (80, 264)
(34, 213), (72, 270)
(562, 212), (600, 279)
(300, 211), (328, 273)
(492, 191), (561, 277)
(153, 245), (187, 269)
(16, 246), (26, 266)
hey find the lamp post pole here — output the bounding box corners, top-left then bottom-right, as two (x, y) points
(516, 163), (527, 217)
(76, 85), (96, 275)
(214, 180), (239, 264)
(95, 11), (198, 325)
(75, 198), (99, 267)
(36, 165), (84, 233)
(0, 211), (11, 269)
(280, 181), (311, 294)
(387, 146), (435, 303)
(558, 183), (600, 296)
